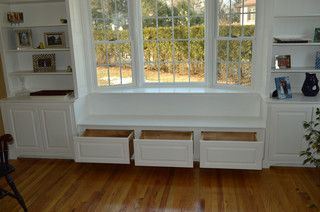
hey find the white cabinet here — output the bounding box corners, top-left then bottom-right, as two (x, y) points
(268, 104), (313, 166)
(8, 105), (43, 153)
(1, 101), (75, 158)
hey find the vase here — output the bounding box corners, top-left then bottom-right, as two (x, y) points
(301, 73), (319, 96)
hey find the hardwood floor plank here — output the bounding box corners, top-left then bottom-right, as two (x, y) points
(0, 159), (319, 212)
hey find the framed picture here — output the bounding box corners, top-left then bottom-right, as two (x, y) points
(275, 55), (291, 69)
(15, 29), (32, 49)
(44, 32), (65, 48)
(7, 12), (23, 24)
(32, 54), (56, 72)
(275, 76), (292, 99)
(314, 28), (320, 42)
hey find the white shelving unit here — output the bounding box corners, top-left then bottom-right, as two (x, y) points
(0, 0), (74, 96)
(268, 0), (320, 96)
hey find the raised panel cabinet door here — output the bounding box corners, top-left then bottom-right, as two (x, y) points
(9, 106), (43, 152)
(269, 105), (312, 165)
(39, 106), (73, 154)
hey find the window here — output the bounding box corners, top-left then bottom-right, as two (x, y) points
(142, 0), (205, 83)
(90, 0), (133, 86)
(216, 0), (256, 86)
(89, 0), (256, 88)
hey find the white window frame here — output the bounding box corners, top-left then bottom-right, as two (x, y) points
(85, 0), (260, 92)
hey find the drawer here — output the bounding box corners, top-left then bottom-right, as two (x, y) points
(134, 130), (193, 168)
(200, 132), (264, 170)
(74, 129), (134, 164)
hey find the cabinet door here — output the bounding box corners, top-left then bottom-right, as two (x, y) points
(38, 105), (73, 155)
(8, 105), (43, 153)
(269, 105), (312, 165)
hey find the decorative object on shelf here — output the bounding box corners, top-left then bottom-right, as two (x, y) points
(301, 107), (320, 168)
(15, 77), (30, 96)
(15, 29), (32, 49)
(44, 32), (66, 48)
(275, 55), (291, 69)
(32, 54), (56, 72)
(275, 76), (292, 99)
(60, 18), (67, 24)
(315, 51), (320, 69)
(273, 37), (308, 43)
(36, 42), (45, 49)
(301, 72), (319, 96)
(66, 65), (72, 72)
(314, 28), (320, 42)
(7, 12), (23, 24)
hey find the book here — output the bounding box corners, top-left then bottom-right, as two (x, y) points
(275, 77), (292, 99)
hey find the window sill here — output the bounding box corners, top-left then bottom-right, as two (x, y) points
(95, 87), (255, 94)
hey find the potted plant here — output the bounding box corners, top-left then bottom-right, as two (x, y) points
(301, 108), (320, 167)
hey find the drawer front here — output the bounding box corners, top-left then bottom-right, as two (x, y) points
(74, 137), (131, 164)
(200, 141), (264, 170)
(134, 139), (193, 168)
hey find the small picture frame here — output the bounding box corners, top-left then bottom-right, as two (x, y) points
(275, 55), (291, 69)
(15, 29), (32, 49)
(314, 28), (320, 42)
(44, 32), (66, 48)
(32, 54), (56, 72)
(7, 12), (23, 24)
(275, 76), (292, 99)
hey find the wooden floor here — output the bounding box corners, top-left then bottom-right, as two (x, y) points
(0, 159), (319, 212)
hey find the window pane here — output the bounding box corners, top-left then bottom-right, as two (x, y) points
(174, 17), (189, 39)
(97, 66), (109, 86)
(143, 0), (205, 85)
(227, 63), (239, 84)
(175, 63), (189, 82)
(90, 0), (133, 87)
(145, 63), (159, 82)
(190, 63), (204, 82)
(190, 0), (205, 15)
(174, 41), (188, 62)
(241, 40), (252, 62)
(141, 0), (156, 17)
(159, 41), (173, 62)
(216, 0), (255, 86)
(217, 62), (227, 84)
(241, 63), (252, 85)
(217, 40), (227, 62)
(190, 16), (204, 39)
(95, 44), (107, 65)
(122, 64), (133, 84)
(158, 18), (172, 39)
(190, 40), (204, 62)
(159, 63), (174, 82)
(109, 66), (121, 85)
(158, 0), (172, 17)
(144, 41), (158, 63)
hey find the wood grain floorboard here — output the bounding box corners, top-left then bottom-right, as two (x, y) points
(0, 159), (319, 212)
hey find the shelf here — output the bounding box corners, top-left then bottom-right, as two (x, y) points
(266, 93), (320, 104)
(273, 42), (320, 46)
(11, 71), (72, 76)
(8, 48), (70, 52)
(2, 24), (67, 28)
(271, 67), (320, 73)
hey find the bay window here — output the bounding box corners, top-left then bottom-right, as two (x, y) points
(89, 0), (256, 88)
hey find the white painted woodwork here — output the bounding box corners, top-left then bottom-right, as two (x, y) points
(134, 131), (194, 168)
(200, 141), (264, 170)
(0, 0), (75, 96)
(0, 100), (75, 158)
(8, 106), (43, 153)
(268, 104), (313, 166)
(74, 130), (134, 164)
(39, 106), (73, 154)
